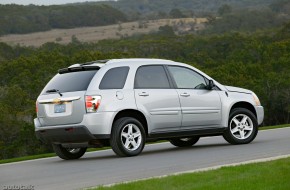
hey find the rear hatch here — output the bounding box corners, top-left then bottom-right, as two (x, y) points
(37, 66), (99, 126)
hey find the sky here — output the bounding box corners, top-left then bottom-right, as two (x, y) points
(0, 0), (114, 6)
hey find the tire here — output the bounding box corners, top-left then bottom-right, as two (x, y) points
(169, 137), (200, 147)
(110, 117), (146, 157)
(52, 144), (87, 160)
(223, 108), (258, 145)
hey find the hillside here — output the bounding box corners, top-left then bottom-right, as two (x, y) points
(0, 18), (207, 46)
(0, 4), (126, 35)
(1, 0), (287, 36)
(96, 0), (277, 18)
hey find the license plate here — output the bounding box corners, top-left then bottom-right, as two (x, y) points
(54, 104), (66, 113)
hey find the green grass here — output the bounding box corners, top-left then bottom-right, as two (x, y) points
(0, 147), (109, 164)
(0, 124), (289, 164)
(0, 153), (56, 164)
(95, 156), (290, 190)
(259, 123), (290, 130)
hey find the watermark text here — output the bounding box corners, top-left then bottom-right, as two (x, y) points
(2, 185), (34, 190)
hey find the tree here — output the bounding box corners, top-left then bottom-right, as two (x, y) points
(0, 4), (127, 35)
(158, 25), (175, 36)
(71, 35), (80, 44)
(218, 4), (232, 16)
(169, 8), (184, 18)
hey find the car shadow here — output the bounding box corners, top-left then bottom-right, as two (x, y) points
(141, 142), (231, 156)
(51, 141), (261, 162)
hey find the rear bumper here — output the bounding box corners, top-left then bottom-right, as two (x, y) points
(34, 111), (114, 144)
(35, 125), (99, 144)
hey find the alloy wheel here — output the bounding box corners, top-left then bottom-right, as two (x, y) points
(121, 124), (142, 151)
(229, 114), (254, 140)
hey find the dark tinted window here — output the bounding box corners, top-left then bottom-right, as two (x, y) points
(99, 67), (129, 89)
(42, 70), (97, 94)
(168, 66), (207, 89)
(135, 65), (170, 89)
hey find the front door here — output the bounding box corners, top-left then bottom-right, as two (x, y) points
(167, 66), (222, 129)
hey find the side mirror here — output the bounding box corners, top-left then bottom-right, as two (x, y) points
(207, 80), (214, 90)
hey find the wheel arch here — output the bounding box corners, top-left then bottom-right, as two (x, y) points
(230, 101), (257, 118)
(112, 109), (148, 136)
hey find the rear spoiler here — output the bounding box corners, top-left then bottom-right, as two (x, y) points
(58, 66), (100, 74)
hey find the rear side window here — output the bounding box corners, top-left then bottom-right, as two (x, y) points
(99, 67), (129, 89)
(134, 65), (170, 89)
(42, 70), (97, 94)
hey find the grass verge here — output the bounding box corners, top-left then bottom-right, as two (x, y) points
(0, 153), (56, 164)
(0, 147), (109, 165)
(94, 156), (290, 190)
(259, 123), (290, 130)
(0, 124), (289, 164)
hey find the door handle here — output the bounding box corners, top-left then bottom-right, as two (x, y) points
(138, 92), (149, 97)
(180, 93), (190, 97)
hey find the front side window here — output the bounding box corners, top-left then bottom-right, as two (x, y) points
(99, 66), (129, 89)
(168, 66), (207, 89)
(134, 65), (170, 89)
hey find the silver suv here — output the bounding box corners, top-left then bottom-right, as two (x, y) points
(35, 59), (264, 159)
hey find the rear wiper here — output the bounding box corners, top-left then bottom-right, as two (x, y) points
(46, 89), (63, 97)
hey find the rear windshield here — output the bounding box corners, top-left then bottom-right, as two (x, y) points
(42, 70), (97, 94)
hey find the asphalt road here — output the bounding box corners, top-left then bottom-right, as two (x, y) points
(1, 127), (290, 190)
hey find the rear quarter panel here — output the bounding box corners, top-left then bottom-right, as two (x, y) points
(85, 62), (153, 134)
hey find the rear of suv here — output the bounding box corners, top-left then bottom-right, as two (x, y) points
(35, 58), (264, 160)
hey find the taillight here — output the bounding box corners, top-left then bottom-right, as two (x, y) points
(85, 95), (101, 113)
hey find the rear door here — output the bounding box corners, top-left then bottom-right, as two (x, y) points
(167, 66), (222, 129)
(37, 69), (98, 126)
(134, 65), (182, 133)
